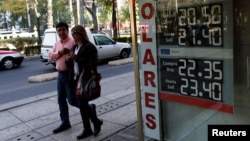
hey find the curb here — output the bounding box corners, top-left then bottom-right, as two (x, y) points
(108, 57), (133, 65)
(28, 72), (58, 83)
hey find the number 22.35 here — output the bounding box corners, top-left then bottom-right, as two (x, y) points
(178, 59), (222, 80)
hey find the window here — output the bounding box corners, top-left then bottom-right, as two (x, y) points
(95, 35), (113, 45)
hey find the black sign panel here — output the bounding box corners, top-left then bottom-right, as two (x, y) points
(158, 4), (223, 47)
(160, 58), (223, 102)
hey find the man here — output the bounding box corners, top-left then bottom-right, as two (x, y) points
(49, 22), (76, 134)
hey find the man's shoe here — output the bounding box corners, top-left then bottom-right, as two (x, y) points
(93, 120), (103, 136)
(77, 130), (93, 140)
(53, 124), (71, 134)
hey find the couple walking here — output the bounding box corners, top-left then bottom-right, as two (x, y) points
(49, 22), (103, 140)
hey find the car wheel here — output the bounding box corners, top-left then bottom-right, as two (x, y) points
(119, 49), (129, 59)
(1, 57), (15, 69)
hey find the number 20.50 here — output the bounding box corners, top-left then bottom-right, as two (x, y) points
(178, 5), (222, 26)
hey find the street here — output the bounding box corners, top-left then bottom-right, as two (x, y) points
(0, 58), (134, 105)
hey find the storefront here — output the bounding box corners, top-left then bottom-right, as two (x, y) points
(131, 0), (250, 140)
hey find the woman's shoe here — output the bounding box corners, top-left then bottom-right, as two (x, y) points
(94, 120), (103, 136)
(89, 104), (103, 136)
(77, 130), (93, 140)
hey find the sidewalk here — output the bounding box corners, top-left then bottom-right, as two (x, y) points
(0, 71), (152, 141)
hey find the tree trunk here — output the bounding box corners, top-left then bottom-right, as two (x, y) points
(3, 12), (7, 29)
(92, 1), (98, 33)
(112, 0), (117, 40)
(81, 0), (98, 32)
(47, 0), (53, 28)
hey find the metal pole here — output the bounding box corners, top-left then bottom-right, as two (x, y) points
(129, 0), (144, 140)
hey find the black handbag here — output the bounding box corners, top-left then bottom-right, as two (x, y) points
(76, 71), (101, 101)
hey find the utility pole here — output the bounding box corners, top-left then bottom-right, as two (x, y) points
(47, 0), (53, 28)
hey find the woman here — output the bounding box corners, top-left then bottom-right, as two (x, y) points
(66, 25), (103, 140)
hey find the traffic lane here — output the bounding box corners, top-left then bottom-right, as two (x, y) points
(0, 59), (134, 105)
(0, 81), (56, 105)
(0, 59), (55, 90)
(0, 59), (56, 105)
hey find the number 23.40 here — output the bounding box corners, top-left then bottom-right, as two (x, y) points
(180, 78), (222, 101)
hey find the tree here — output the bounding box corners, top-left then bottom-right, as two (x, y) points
(119, 5), (130, 34)
(0, 0), (126, 38)
(82, 0), (98, 32)
(98, 0), (112, 28)
(1, 0), (27, 28)
(82, 0), (117, 39)
(0, 0), (8, 29)
(33, 0), (47, 32)
(52, 0), (71, 25)
(119, 7), (129, 23)
(0, 0), (46, 30)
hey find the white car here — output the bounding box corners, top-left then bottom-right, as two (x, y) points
(40, 28), (131, 66)
(92, 33), (131, 60)
(0, 50), (24, 70)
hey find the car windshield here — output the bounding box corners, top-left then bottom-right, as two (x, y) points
(94, 35), (113, 45)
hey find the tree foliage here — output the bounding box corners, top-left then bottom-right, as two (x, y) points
(97, 0), (112, 28)
(0, 0), (27, 28)
(0, 0), (136, 39)
(52, 0), (71, 24)
(1, 0), (26, 15)
(119, 4), (130, 23)
(98, 0), (112, 11)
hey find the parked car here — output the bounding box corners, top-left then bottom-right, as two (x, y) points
(93, 33), (131, 60)
(40, 28), (131, 66)
(0, 50), (24, 70)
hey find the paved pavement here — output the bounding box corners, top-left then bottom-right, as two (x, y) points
(0, 58), (153, 141)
